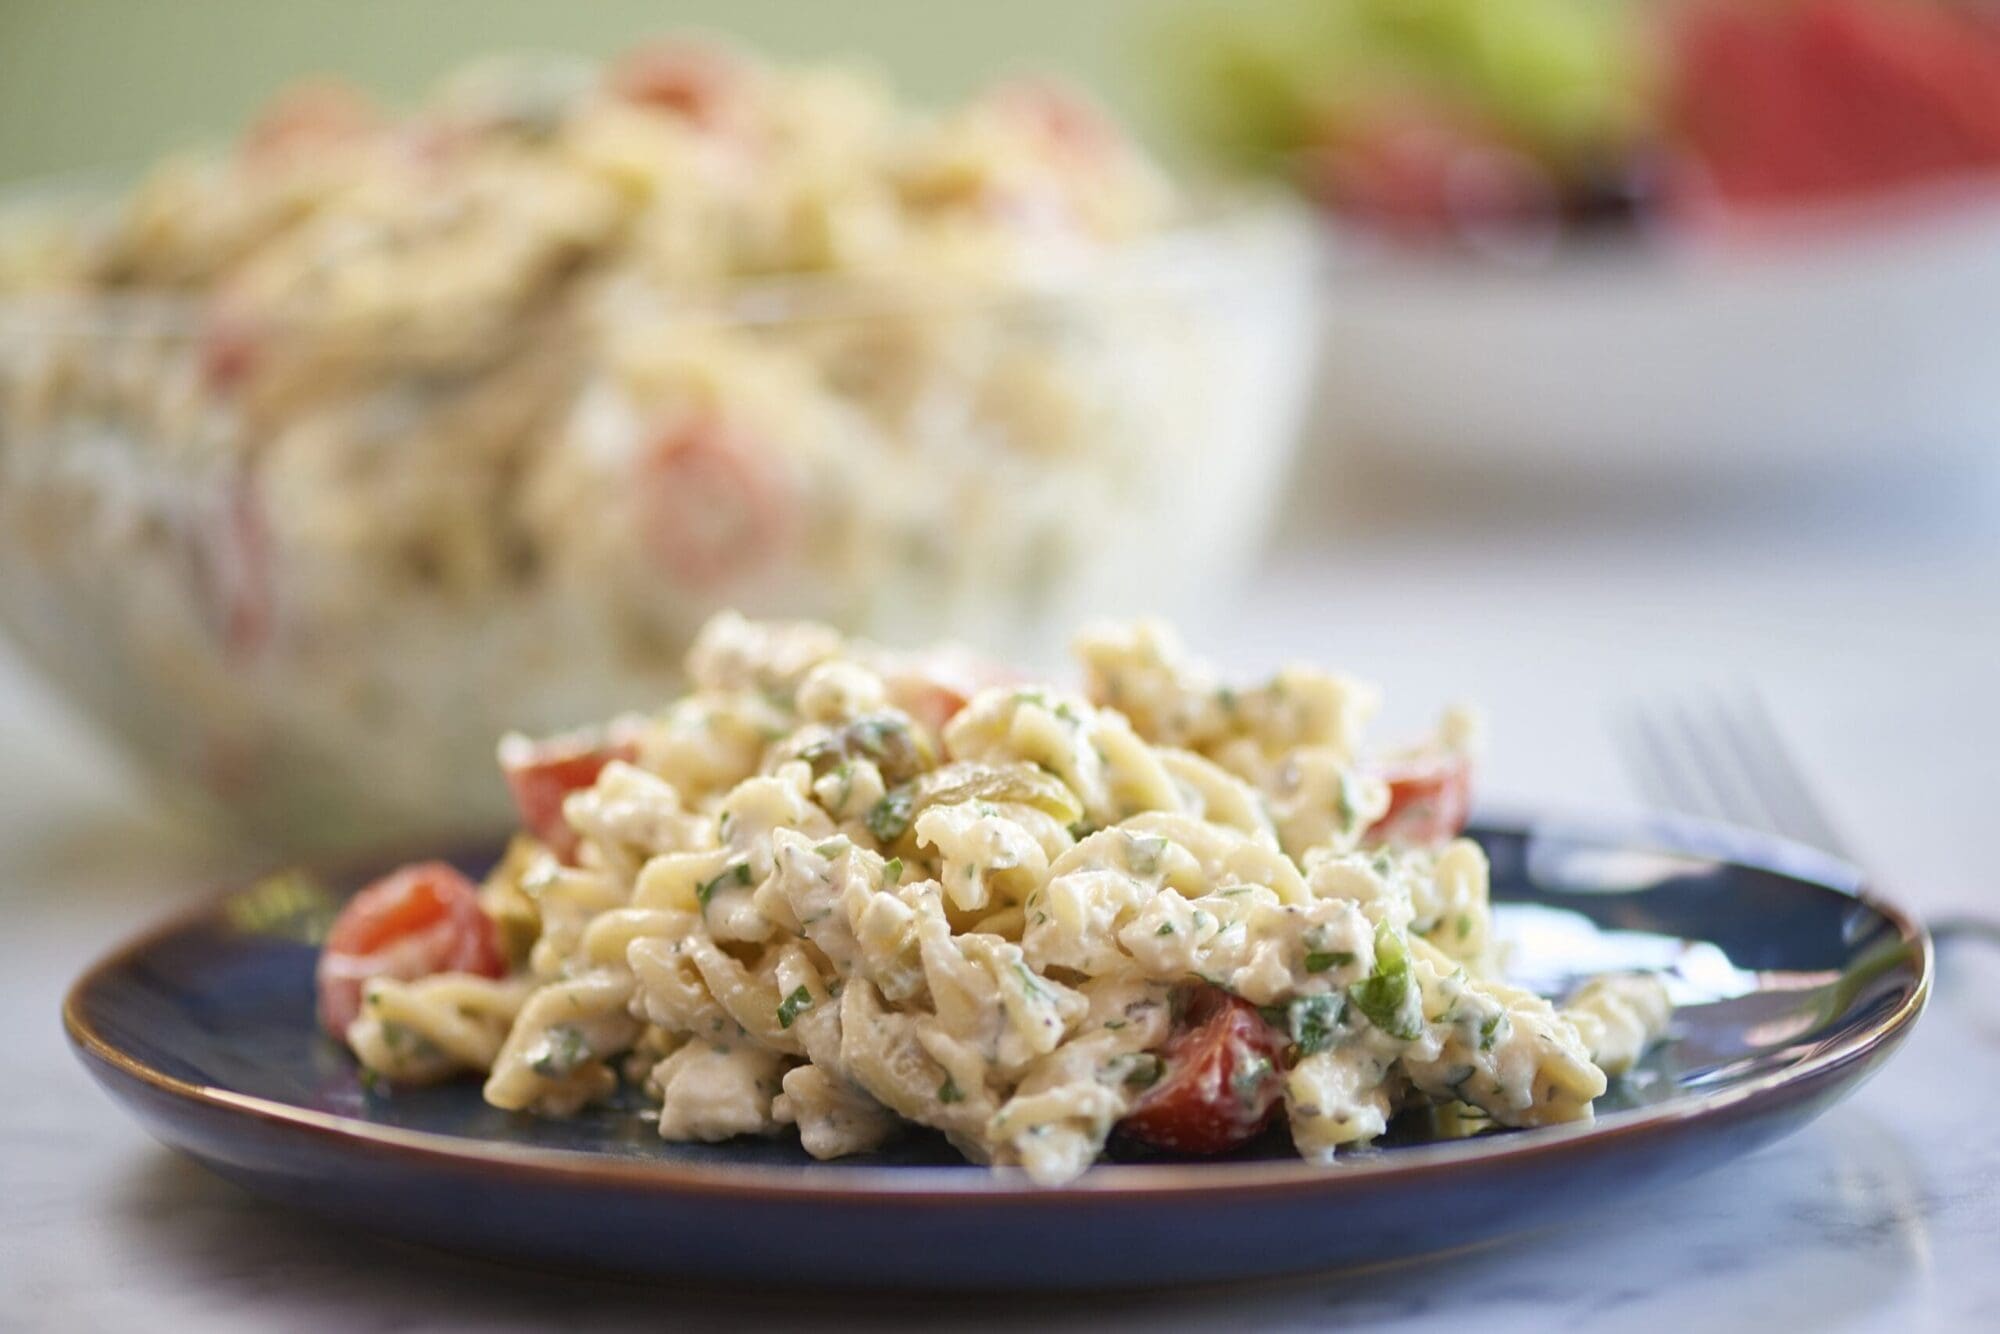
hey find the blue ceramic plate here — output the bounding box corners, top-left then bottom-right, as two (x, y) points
(64, 814), (1929, 1290)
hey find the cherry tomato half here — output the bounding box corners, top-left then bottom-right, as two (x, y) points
(1118, 985), (1288, 1155)
(315, 862), (503, 1038)
(880, 648), (1018, 740)
(1365, 749), (1474, 848)
(499, 730), (638, 863)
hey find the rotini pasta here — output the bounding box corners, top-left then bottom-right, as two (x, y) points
(319, 611), (1671, 1184)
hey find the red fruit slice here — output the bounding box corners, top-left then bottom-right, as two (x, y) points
(316, 862), (503, 1038)
(1118, 985), (1287, 1155)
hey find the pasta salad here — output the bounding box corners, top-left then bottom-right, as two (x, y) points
(0, 39), (1314, 853)
(317, 612), (1670, 1184)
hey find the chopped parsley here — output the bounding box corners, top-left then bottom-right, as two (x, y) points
(1305, 950), (1356, 974)
(828, 761), (855, 812)
(1333, 770), (1359, 830)
(880, 857), (903, 888)
(1231, 1053), (1274, 1105)
(1125, 833), (1168, 877)
(1118, 1053), (1165, 1089)
(1155, 922), (1176, 936)
(1288, 993), (1346, 1055)
(937, 1075), (964, 1104)
(697, 860), (753, 909)
(529, 1024), (590, 1078)
(1456, 913), (1473, 940)
(379, 1019), (431, 1056)
(1479, 1012), (1507, 1051)
(776, 985), (814, 1029)
(868, 785), (916, 843)
(1349, 922), (1423, 1041)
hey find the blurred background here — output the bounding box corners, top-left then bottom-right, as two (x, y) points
(0, 1), (1170, 180)
(0, 0), (1993, 916)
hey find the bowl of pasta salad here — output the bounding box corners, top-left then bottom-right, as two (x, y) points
(315, 610), (1670, 1185)
(0, 41), (1318, 855)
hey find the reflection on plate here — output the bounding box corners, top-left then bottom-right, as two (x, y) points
(64, 814), (1928, 1290)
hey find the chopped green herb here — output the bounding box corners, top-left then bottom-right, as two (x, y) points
(1334, 771), (1358, 830)
(1125, 833), (1168, 877)
(1231, 1053), (1274, 1105)
(697, 860), (753, 909)
(1288, 993), (1346, 1055)
(1156, 922), (1176, 936)
(1349, 922), (1423, 1041)
(813, 837), (850, 858)
(776, 985), (814, 1029)
(1119, 1053), (1165, 1089)
(529, 1024), (590, 1077)
(1216, 685), (1239, 714)
(880, 857), (903, 888)
(868, 785), (916, 843)
(937, 1074), (964, 1104)
(1103, 1019), (1127, 1031)
(1305, 950), (1356, 974)
(831, 761), (855, 812)
(1479, 1012), (1506, 1051)
(1456, 913), (1473, 940)
(1013, 963), (1049, 1001)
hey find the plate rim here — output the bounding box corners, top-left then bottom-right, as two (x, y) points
(63, 809), (1933, 1204)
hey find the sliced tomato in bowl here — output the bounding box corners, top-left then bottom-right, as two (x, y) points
(638, 417), (795, 590)
(608, 39), (750, 132)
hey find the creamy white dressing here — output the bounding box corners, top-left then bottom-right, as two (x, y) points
(342, 612), (1672, 1183)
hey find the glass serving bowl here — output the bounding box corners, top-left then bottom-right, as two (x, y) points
(0, 193), (1320, 854)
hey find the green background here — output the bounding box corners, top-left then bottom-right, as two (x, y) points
(0, 0), (1174, 186)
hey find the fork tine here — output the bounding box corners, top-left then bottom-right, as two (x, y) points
(1618, 699), (1731, 824)
(1718, 688), (1858, 862)
(1680, 692), (1795, 840)
(1609, 707), (1677, 812)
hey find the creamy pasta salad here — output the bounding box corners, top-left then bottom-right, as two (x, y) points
(316, 612), (1671, 1184)
(0, 40), (1311, 852)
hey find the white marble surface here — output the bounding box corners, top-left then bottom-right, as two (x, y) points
(3, 482), (1997, 1332)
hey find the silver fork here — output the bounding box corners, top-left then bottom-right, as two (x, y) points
(1613, 687), (1994, 946)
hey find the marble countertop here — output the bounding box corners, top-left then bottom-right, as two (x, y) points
(4, 493), (1997, 1332)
